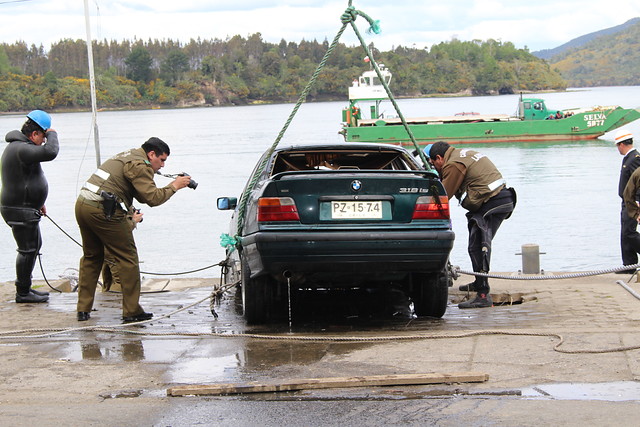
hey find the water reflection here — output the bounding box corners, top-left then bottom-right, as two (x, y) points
(75, 339), (145, 361)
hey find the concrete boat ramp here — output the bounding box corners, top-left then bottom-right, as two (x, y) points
(1, 272), (640, 426)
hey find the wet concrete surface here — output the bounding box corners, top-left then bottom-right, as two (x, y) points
(1, 273), (640, 426)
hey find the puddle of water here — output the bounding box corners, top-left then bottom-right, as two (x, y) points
(522, 381), (640, 401)
(167, 354), (240, 384)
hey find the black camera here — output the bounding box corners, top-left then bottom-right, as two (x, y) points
(179, 172), (198, 190)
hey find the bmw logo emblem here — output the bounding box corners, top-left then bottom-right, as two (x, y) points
(351, 180), (362, 192)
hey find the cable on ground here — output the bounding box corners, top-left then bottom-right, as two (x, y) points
(2, 283), (640, 355)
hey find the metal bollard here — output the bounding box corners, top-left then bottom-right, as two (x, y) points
(518, 244), (542, 274)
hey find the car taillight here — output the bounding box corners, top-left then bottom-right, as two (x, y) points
(412, 195), (450, 220)
(257, 197), (300, 222)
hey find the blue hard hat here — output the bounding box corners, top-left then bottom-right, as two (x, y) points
(423, 144), (433, 159)
(26, 110), (51, 131)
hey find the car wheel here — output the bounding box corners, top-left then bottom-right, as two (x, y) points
(240, 257), (273, 324)
(410, 269), (450, 318)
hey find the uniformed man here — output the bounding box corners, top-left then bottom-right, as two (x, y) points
(427, 141), (516, 309)
(1, 110), (59, 303)
(623, 167), (640, 231)
(615, 129), (640, 273)
(75, 137), (192, 322)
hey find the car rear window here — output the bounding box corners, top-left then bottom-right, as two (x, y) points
(271, 149), (417, 175)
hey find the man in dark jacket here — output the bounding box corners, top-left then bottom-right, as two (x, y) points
(615, 129), (640, 273)
(428, 141), (516, 309)
(1, 110), (59, 303)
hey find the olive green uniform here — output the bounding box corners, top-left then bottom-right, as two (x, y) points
(440, 146), (515, 294)
(76, 148), (176, 317)
(440, 146), (505, 212)
(623, 166), (640, 252)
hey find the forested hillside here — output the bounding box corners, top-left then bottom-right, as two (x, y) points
(533, 17), (640, 60)
(549, 20), (640, 86)
(0, 34), (565, 112)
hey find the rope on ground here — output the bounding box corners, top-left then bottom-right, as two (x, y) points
(1, 292), (639, 354)
(616, 280), (640, 301)
(456, 263), (640, 280)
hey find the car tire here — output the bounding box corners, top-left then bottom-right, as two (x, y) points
(240, 256), (273, 324)
(410, 269), (450, 318)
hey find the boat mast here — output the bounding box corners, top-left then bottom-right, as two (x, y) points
(84, 0), (101, 167)
(518, 92), (524, 120)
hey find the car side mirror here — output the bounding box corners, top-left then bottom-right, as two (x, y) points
(217, 197), (237, 210)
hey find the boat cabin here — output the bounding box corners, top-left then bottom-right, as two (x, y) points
(519, 98), (562, 121)
(348, 64), (392, 101)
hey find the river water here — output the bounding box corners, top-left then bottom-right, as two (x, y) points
(1, 86), (640, 282)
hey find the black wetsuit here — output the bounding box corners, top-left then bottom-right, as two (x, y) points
(1, 130), (59, 295)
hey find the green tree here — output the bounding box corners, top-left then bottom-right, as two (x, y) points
(160, 49), (189, 85)
(261, 50), (282, 77)
(0, 46), (10, 75)
(201, 55), (225, 82)
(125, 46), (153, 83)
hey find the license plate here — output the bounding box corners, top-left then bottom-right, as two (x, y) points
(331, 201), (382, 219)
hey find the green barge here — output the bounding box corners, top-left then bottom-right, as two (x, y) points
(341, 66), (640, 145)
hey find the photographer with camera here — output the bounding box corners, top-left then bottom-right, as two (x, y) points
(75, 137), (192, 323)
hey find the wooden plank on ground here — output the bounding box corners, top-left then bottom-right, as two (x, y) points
(167, 372), (489, 396)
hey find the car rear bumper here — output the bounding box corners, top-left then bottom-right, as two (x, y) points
(241, 230), (455, 279)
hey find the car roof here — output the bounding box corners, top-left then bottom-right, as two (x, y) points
(272, 143), (411, 153)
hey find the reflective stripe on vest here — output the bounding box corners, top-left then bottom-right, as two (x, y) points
(83, 168), (111, 194)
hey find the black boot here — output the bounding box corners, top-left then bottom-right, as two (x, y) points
(16, 290), (49, 303)
(122, 312), (153, 323)
(458, 292), (493, 309)
(458, 282), (477, 292)
(30, 288), (50, 296)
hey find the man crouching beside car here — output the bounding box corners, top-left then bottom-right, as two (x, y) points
(427, 141), (516, 309)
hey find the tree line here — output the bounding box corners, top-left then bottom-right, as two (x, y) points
(0, 34), (567, 112)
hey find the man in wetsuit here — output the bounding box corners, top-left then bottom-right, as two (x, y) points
(1, 110), (59, 303)
(75, 137), (191, 322)
(427, 141), (516, 309)
(615, 129), (640, 273)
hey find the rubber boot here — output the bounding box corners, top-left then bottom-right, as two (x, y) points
(30, 288), (50, 296)
(459, 281), (477, 292)
(15, 281), (48, 303)
(16, 290), (49, 303)
(458, 292), (493, 309)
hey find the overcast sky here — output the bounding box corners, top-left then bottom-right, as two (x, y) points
(2, 0), (640, 53)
